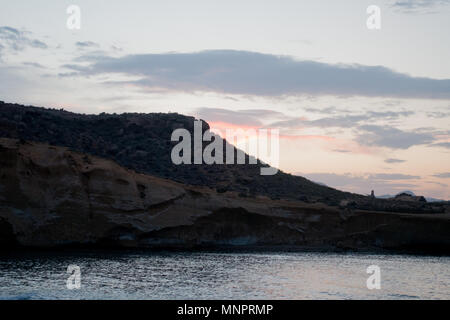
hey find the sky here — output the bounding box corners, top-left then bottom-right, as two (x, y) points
(0, 0), (449, 199)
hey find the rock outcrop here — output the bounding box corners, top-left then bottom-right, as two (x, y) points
(0, 138), (449, 253)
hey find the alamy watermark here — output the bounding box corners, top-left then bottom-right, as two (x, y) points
(67, 5), (81, 30)
(66, 265), (81, 290)
(367, 5), (381, 30)
(171, 120), (279, 175)
(366, 265), (381, 290)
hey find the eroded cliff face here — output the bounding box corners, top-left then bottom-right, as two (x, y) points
(0, 138), (449, 253)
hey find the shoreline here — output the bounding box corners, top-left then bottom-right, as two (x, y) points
(2, 244), (450, 257)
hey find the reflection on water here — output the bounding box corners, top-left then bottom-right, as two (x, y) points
(0, 251), (448, 300)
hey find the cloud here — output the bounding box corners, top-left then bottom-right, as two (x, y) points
(430, 142), (450, 149)
(111, 45), (123, 52)
(427, 180), (448, 188)
(356, 125), (435, 149)
(193, 107), (435, 151)
(0, 26), (47, 56)
(194, 107), (419, 145)
(75, 41), (100, 49)
(391, 0), (450, 13)
(22, 62), (46, 69)
(270, 111), (413, 129)
(433, 172), (450, 178)
(304, 106), (350, 114)
(194, 107), (425, 150)
(371, 173), (420, 180)
(427, 111), (450, 118)
(64, 50), (450, 99)
(195, 107), (288, 127)
(385, 158), (406, 163)
(296, 172), (420, 195)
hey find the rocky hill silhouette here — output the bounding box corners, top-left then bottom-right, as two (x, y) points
(0, 101), (354, 202)
(0, 101), (446, 213)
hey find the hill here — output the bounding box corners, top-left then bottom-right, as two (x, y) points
(0, 101), (356, 204)
(0, 101), (446, 213)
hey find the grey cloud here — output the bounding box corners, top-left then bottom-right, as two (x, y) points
(0, 26), (47, 55)
(64, 50), (450, 99)
(195, 107), (414, 132)
(371, 173), (420, 180)
(427, 111), (450, 118)
(430, 142), (450, 149)
(384, 158), (406, 163)
(23, 62), (45, 69)
(313, 111), (415, 127)
(392, 0), (450, 12)
(296, 172), (419, 196)
(111, 45), (123, 52)
(61, 64), (88, 72)
(195, 107), (430, 150)
(333, 149), (351, 153)
(58, 72), (79, 78)
(58, 63), (91, 77)
(356, 125), (434, 149)
(304, 106), (350, 114)
(76, 41), (100, 49)
(428, 180), (448, 187)
(433, 172), (450, 178)
(195, 107), (288, 127)
(270, 111), (413, 129)
(383, 100), (403, 107)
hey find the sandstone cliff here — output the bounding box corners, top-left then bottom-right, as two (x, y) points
(0, 138), (449, 253)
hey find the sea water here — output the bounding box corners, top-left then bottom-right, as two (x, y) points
(0, 251), (448, 300)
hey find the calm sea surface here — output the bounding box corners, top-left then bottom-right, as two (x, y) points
(0, 251), (448, 300)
